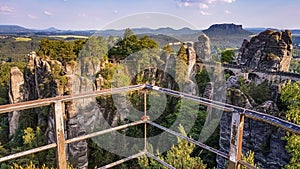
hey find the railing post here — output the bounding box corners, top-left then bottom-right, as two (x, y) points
(54, 101), (67, 169)
(228, 111), (245, 169)
(144, 91), (147, 151)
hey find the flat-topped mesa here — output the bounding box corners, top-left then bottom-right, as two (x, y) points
(203, 23), (251, 36)
(208, 23), (243, 31)
(238, 29), (293, 72)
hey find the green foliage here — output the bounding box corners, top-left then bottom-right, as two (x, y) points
(281, 81), (300, 124)
(37, 38), (85, 64)
(162, 45), (174, 54)
(241, 150), (259, 169)
(138, 124), (207, 169)
(108, 33), (158, 61)
(177, 45), (188, 63)
(175, 45), (189, 85)
(220, 50), (235, 63)
(240, 79), (271, 104)
(131, 48), (164, 84)
(196, 69), (210, 96)
(22, 127), (36, 146)
(0, 36), (40, 62)
(10, 161), (75, 169)
(80, 36), (108, 61)
(289, 58), (300, 74)
(123, 28), (134, 39)
(281, 81), (300, 169)
(0, 62), (26, 105)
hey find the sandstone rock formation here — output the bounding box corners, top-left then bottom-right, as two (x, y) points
(194, 34), (211, 62)
(217, 88), (290, 169)
(8, 67), (24, 137)
(225, 76), (239, 89)
(10, 51), (89, 168)
(238, 30), (293, 72)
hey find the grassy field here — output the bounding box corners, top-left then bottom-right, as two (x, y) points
(48, 35), (89, 39)
(14, 37), (32, 41)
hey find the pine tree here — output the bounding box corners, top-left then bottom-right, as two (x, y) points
(138, 124), (207, 169)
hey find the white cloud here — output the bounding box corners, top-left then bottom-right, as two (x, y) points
(200, 10), (210, 15)
(0, 5), (14, 15)
(221, 0), (236, 3)
(225, 10), (231, 14)
(178, 1), (191, 7)
(44, 11), (53, 16)
(206, 0), (235, 3)
(28, 14), (37, 19)
(177, 0), (236, 8)
(199, 3), (209, 9)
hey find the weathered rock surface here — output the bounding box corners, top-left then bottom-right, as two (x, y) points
(194, 34), (211, 62)
(217, 88), (290, 169)
(238, 30), (293, 72)
(8, 67), (24, 137)
(225, 76), (239, 89)
(9, 51), (89, 168)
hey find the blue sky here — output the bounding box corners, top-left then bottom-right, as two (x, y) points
(0, 0), (299, 30)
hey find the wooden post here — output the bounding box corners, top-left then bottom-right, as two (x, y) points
(237, 114), (245, 169)
(228, 111), (245, 169)
(54, 101), (67, 169)
(144, 91), (147, 151)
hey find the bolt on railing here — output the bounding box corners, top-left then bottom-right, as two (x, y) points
(0, 84), (299, 169)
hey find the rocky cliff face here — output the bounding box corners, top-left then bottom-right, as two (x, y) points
(8, 51), (90, 168)
(194, 34), (211, 62)
(238, 30), (293, 72)
(216, 78), (290, 169)
(8, 67), (24, 137)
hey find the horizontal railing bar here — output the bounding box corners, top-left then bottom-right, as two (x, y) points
(0, 99), (54, 114)
(0, 143), (56, 163)
(0, 84), (145, 114)
(244, 110), (300, 135)
(146, 85), (300, 135)
(60, 84), (146, 102)
(147, 121), (228, 159)
(65, 120), (145, 144)
(238, 160), (258, 169)
(146, 84), (233, 112)
(146, 152), (176, 169)
(98, 151), (146, 169)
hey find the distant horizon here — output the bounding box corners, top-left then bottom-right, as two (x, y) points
(1, 23), (299, 32)
(1, 0), (299, 31)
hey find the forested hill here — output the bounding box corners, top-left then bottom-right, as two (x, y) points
(0, 25), (32, 33)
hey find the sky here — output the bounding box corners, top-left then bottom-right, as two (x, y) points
(0, 0), (299, 30)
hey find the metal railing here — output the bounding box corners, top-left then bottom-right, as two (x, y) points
(0, 84), (299, 169)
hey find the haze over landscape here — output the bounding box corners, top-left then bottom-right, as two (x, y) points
(1, 0), (300, 30)
(1, 1), (300, 169)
